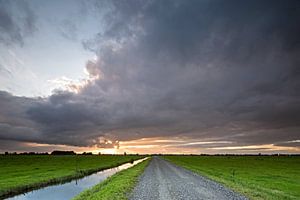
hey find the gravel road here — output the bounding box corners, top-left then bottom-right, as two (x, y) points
(130, 157), (247, 200)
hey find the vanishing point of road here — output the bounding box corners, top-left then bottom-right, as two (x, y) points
(130, 157), (248, 200)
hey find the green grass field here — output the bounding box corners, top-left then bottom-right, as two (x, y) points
(164, 155), (300, 200)
(73, 158), (150, 200)
(0, 155), (143, 198)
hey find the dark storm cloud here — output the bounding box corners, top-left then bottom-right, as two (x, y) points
(0, 91), (40, 143)
(0, 0), (36, 46)
(0, 0), (299, 151)
(0, 91), (119, 148)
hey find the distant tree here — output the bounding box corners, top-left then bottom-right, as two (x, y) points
(4, 152), (8, 155)
(82, 152), (93, 155)
(51, 150), (76, 155)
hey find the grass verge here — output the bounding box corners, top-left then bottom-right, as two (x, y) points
(0, 155), (143, 199)
(73, 158), (150, 200)
(164, 155), (300, 200)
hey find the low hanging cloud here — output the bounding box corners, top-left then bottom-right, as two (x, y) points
(0, 0), (299, 152)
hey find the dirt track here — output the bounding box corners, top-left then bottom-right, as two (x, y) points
(130, 157), (247, 200)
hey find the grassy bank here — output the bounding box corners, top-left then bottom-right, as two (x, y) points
(0, 155), (143, 198)
(73, 158), (150, 200)
(164, 155), (300, 200)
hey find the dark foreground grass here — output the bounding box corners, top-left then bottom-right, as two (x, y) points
(73, 158), (150, 200)
(0, 155), (143, 198)
(164, 155), (300, 200)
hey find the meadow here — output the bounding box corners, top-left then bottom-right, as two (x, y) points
(0, 155), (143, 198)
(164, 155), (300, 200)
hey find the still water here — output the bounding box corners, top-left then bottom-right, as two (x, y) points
(7, 157), (148, 200)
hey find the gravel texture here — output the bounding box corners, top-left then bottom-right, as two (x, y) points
(129, 156), (248, 200)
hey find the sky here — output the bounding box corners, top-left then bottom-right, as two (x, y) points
(0, 0), (299, 154)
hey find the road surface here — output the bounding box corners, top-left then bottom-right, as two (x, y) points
(130, 157), (247, 200)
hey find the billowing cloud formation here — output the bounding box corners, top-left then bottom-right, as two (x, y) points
(0, 0), (299, 153)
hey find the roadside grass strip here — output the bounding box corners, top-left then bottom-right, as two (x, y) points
(73, 158), (150, 200)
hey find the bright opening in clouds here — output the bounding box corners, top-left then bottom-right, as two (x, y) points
(0, 0), (299, 154)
